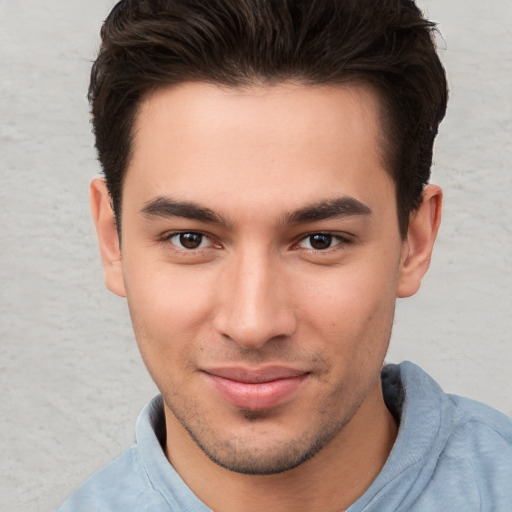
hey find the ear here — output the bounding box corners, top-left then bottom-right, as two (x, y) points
(397, 185), (442, 298)
(90, 178), (126, 297)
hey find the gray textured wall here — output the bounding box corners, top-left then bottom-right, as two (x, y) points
(1, 1), (511, 510)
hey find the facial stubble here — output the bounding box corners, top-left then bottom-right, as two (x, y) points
(163, 373), (376, 476)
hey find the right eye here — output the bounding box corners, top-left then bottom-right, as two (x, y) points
(168, 232), (211, 250)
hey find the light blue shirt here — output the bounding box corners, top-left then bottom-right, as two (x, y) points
(56, 362), (512, 511)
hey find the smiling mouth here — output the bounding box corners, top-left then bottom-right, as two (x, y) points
(201, 367), (310, 410)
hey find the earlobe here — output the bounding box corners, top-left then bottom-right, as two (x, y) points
(90, 178), (127, 297)
(397, 185), (442, 298)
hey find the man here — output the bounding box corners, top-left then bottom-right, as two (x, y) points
(57, 0), (512, 510)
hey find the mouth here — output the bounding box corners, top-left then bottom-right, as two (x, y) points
(201, 366), (310, 410)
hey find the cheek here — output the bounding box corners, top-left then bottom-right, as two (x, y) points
(298, 259), (398, 357)
(123, 263), (216, 366)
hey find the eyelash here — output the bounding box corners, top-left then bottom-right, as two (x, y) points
(295, 232), (353, 252)
(160, 231), (218, 252)
(160, 231), (353, 253)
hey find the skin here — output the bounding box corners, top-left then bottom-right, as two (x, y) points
(91, 82), (442, 511)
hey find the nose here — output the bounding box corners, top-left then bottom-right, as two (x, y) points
(213, 248), (297, 350)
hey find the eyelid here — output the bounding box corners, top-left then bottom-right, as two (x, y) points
(294, 232), (354, 251)
(158, 229), (354, 253)
(160, 230), (220, 250)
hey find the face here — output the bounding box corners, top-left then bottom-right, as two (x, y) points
(94, 82), (438, 475)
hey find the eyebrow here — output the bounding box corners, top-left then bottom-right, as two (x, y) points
(141, 197), (230, 226)
(141, 195), (371, 227)
(283, 197), (372, 224)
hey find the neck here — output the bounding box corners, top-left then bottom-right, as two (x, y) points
(165, 381), (397, 512)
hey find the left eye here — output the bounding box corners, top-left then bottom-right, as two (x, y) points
(169, 232), (210, 250)
(298, 233), (343, 250)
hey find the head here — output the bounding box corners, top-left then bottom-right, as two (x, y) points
(89, 0), (447, 238)
(89, 0), (446, 478)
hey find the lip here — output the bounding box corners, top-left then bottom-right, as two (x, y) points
(202, 366), (309, 410)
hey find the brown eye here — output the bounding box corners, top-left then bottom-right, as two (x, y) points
(181, 233), (203, 248)
(297, 233), (348, 251)
(170, 232), (206, 249)
(308, 234), (333, 250)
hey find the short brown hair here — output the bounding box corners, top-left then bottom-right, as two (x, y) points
(89, 0), (448, 236)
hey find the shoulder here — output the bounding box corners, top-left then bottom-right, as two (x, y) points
(448, 393), (512, 441)
(422, 387), (512, 510)
(393, 362), (512, 511)
(55, 446), (168, 512)
(444, 394), (512, 480)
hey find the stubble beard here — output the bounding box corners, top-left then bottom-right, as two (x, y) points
(163, 384), (371, 476)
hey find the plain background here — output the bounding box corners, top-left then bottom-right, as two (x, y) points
(1, 0), (511, 510)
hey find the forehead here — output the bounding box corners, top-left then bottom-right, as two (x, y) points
(134, 81), (387, 158)
(125, 81), (393, 219)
